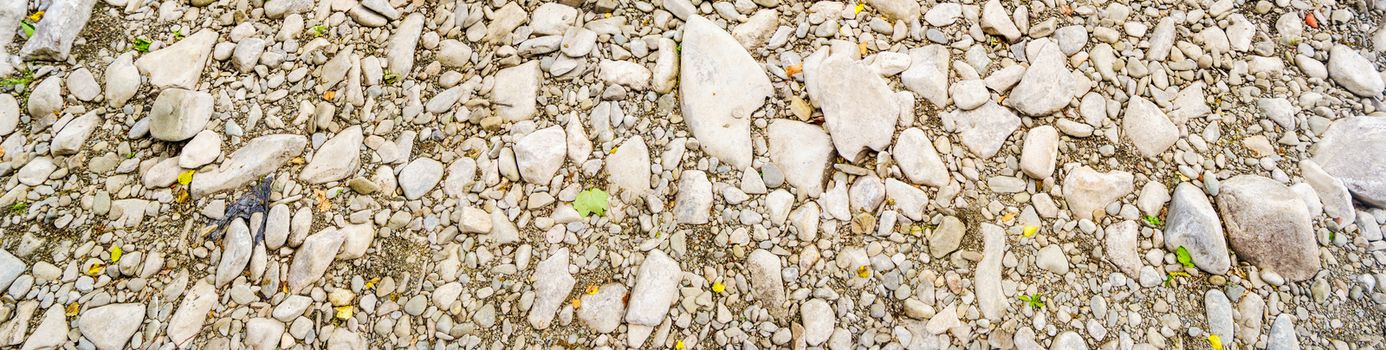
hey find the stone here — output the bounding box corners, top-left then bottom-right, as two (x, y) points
(136, 30), (217, 89)
(625, 250), (681, 345)
(1121, 97), (1178, 157)
(0, 94), (16, 136)
(981, 0), (1021, 42)
(1328, 45), (1384, 98)
(732, 9), (778, 50)
(335, 224), (375, 259)
(78, 303), (145, 350)
(1006, 40), (1073, 116)
(398, 158), (444, 200)
(1267, 314), (1301, 350)
(1051, 331), (1088, 350)
(1205, 289), (1235, 345)
(438, 40), (473, 68)
(1146, 17), (1176, 61)
(1103, 221), (1142, 276)
(300, 126), (363, 184)
(265, 0), (313, 18)
(386, 14), (424, 77)
(1062, 167), (1134, 220)
(1020, 126), (1059, 179)
(485, 3), (528, 43)
(531, 3), (577, 35)
(529, 248), (575, 329)
(192, 134), (306, 197)
(894, 128), (949, 187)
(747, 249), (787, 318)
(598, 60), (652, 90)
(17, 157), (57, 186)
(1300, 160), (1355, 225)
(514, 126), (567, 184)
(0, 249), (21, 292)
(902, 45), (950, 108)
(1217, 175), (1320, 282)
(458, 207), (492, 233)
(951, 79), (989, 110)
(215, 219), (252, 287)
(941, 101), (1020, 159)
(1036, 244), (1069, 274)
(19, 0), (94, 60)
(674, 170), (714, 224)
(865, 0), (920, 21)
(808, 53), (900, 162)
(1164, 182), (1231, 275)
(768, 120), (833, 196)
(1137, 181), (1170, 216)
(577, 283), (626, 333)
(231, 38), (266, 72)
(21, 306), (66, 350)
(245, 318), (285, 350)
(885, 179), (928, 221)
(607, 136), (651, 200)
(67, 67), (100, 101)
(680, 15), (772, 169)
(287, 229), (343, 292)
(51, 112), (99, 156)
(924, 3), (961, 26)
(178, 130), (222, 168)
(149, 88), (214, 142)
(168, 280), (217, 347)
(976, 223), (1007, 320)
(801, 298), (834, 345)
(1312, 117), (1386, 207)
(493, 61), (542, 121)
(27, 77), (63, 118)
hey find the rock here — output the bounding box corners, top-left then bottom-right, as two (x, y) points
(1146, 17), (1176, 61)
(136, 30), (217, 89)
(894, 128), (949, 187)
(981, 0), (1021, 42)
(458, 207), (492, 233)
(514, 126), (566, 184)
(529, 248), (575, 329)
(1328, 45), (1384, 98)
(1036, 244), (1070, 274)
(0, 249), (22, 292)
(1103, 221), (1142, 276)
(192, 134), (306, 197)
(176, 130), (222, 169)
(51, 112), (99, 156)
(732, 9), (778, 50)
(902, 45), (950, 108)
(1137, 181), (1170, 216)
(1020, 126), (1059, 179)
(493, 61), (542, 121)
(360, 0), (399, 19)
(21, 306), (66, 350)
(300, 126), (362, 183)
(674, 170), (713, 224)
(168, 280), (217, 347)
(976, 223), (1007, 320)
(398, 158), (444, 200)
(577, 283), (626, 333)
(336, 224), (375, 259)
(149, 88), (214, 142)
(951, 79), (988, 110)
(598, 60), (652, 90)
(1050, 331), (1088, 350)
(885, 178), (927, 221)
(767, 120), (833, 196)
(17, 157), (57, 186)
(1267, 314), (1301, 350)
(1062, 166), (1134, 220)
(484, 3), (528, 43)
(1205, 289), (1235, 345)
(1164, 182), (1231, 274)
(265, 0), (313, 18)
(347, 5), (387, 27)
(1257, 97), (1296, 131)
(924, 3), (961, 26)
(1217, 175), (1320, 282)
(215, 219), (252, 287)
(809, 53), (900, 162)
(1121, 96), (1177, 157)
(680, 15), (772, 169)
(287, 229), (344, 292)
(747, 249), (787, 318)
(326, 328), (367, 350)
(625, 250), (681, 345)
(78, 303), (145, 350)
(386, 14), (424, 77)
(437, 40), (473, 68)
(1312, 117), (1386, 207)
(925, 304), (959, 332)
(607, 136), (651, 200)
(865, 0), (920, 20)
(27, 77), (63, 118)
(67, 67), (100, 101)
(1006, 40), (1072, 116)
(1300, 160), (1355, 225)
(1237, 293), (1266, 343)
(531, 3), (577, 35)
(941, 101), (1020, 159)
(0, 94), (17, 136)
(245, 318), (285, 350)
(801, 298), (834, 345)
(652, 38), (678, 93)
(19, 0), (94, 60)
(231, 38), (266, 72)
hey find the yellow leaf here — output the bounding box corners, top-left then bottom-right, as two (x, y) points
(1023, 226), (1039, 238)
(110, 245), (123, 263)
(334, 306), (354, 320)
(364, 277), (379, 289)
(1001, 212), (1016, 222)
(28, 11), (43, 22)
(585, 284), (600, 295)
(570, 296), (583, 309)
(785, 64), (803, 77)
(86, 261), (104, 276)
(65, 302), (79, 317)
(856, 265), (871, 278)
(315, 189), (330, 212)
(1207, 334), (1223, 350)
(323, 90), (336, 101)
(711, 281), (725, 294)
(177, 170), (195, 186)
(675, 339), (686, 350)
(853, 3), (865, 14)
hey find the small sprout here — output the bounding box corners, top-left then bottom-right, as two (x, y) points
(9, 202), (27, 215)
(711, 281), (725, 294)
(573, 188), (610, 217)
(1143, 215), (1163, 227)
(132, 37), (152, 52)
(1329, 230), (1337, 241)
(1164, 270), (1191, 286)
(311, 24), (328, 37)
(382, 71), (399, 84)
(172, 28), (184, 40)
(20, 21), (35, 39)
(1017, 293), (1045, 308)
(1175, 246), (1195, 270)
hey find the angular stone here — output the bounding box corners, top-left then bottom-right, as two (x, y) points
(1121, 97), (1177, 157)
(149, 88), (214, 142)
(287, 229), (344, 293)
(1299, 160), (1355, 225)
(178, 130), (222, 168)
(680, 15), (772, 169)
(942, 101), (1020, 159)
(168, 280), (217, 347)
(300, 126), (363, 184)
(1062, 166), (1134, 220)
(1164, 182), (1231, 275)
(1006, 40), (1073, 116)
(386, 14), (424, 77)
(136, 30), (217, 89)
(607, 136), (651, 200)
(625, 250), (681, 327)
(674, 170), (713, 224)
(78, 303), (144, 350)
(493, 61), (542, 121)
(528, 248), (575, 330)
(514, 126), (566, 184)
(1312, 117), (1386, 207)
(51, 112), (99, 156)
(802, 298), (835, 345)
(1103, 221), (1142, 276)
(1217, 175), (1320, 282)
(1328, 45), (1385, 98)
(747, 249), (786, 318)
(192, 134), (306, 197)
(902, 45), (950, 108)
(809, 53), (900, 162)
(21, 306), (66, 350)
(214, 219), (252, 287)
(768, 120), (833, 196)
(398, 158), (444, 200)
(19, 0), (94, 60)
(976, 223), (1007, 320)
(894, 128), (949, 187)
(980, 0), (1021, 42)
(1020, 125), (1059, 179)
(0, 249), (22, 292)
(577, 283), (626, 333)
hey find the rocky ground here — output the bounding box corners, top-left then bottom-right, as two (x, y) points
(0, 0), (1384, 348)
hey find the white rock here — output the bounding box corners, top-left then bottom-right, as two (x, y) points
(78, 303), (145, 350)
(680, 15), (771, 169)
(607, 136), (651, 200)
(810, 53), (899, 162)
(902, 45), (950, 108)
(398, 157), (444, 200)
(732, 9), (778, 50)
(1036, 244), (1070, 274)
(0, 94), (17, 136)
(625, 250), (681, 345)
(1300, 160), (1355, 225)
(386, 14), (424, 77)
(1006, 39), (1073, 116)
(287, 229), (344, 292)
(528, 248), (575, 329)
(514, 126), (567, 184)
(924, 3), (961, 26)
(1328, 45), (1385, 98)
(0, 249), (22, 292)
(192, 134), (306, 197)
(801, 298), (835, 345)
(437, 39), (473, 68)
(1121, 97), (1178, 158)
(245, 318), (285, 350)
(51, 111), (99, 156)
(747, 249), (786, 317)
(17, 157), (57, 186)
(981, 0), (1021, 42)
(214, 219), (252, 287)
(135, 30), (217, 89)
(167, 280), (217, 347)
(674, 170), (714, 224)
(149, 88), (213, 142)
(976, 223), (1007, 320)
(67, 67), (100, 101)
(27, 77), (63, 118)
(21, 306), (66, 350)
(178, 130), (222, 168)
(577, 283), (627, 333)
(950, 79), (988, 110)
(768, 120), (833, 196)
(894, 128), (949, 187)
(336, 224), (375, 259)
(300, 126), (362, 183)
(885, 178), (928, 221)
(531, 3), (578, 35)
(598, 60), (651, 90)
(1165, 182), (1231, 274)
(1103, 221), (1142, 277)
(941, 101), (1020, 159)
(1062, 166), (1134, 220)
(493, 61), (542, 121)
(1019, 125), (1058, 179)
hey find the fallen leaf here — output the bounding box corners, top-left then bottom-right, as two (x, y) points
(334, 305), (353, 320)
(1208, 334), (1223, 350)
(675, 339), (686, 350)
(315, 189), (330, 212)
(65, 302), (80, 316)
(573, 188), (610, 217)
(856, 265), (871, 278)
(585, 284), (600, 295)
(323, 90), (336, 101)
(1000, 212), (1017, 222)
(1304, 12), (1318, 29)
(570, 296), (583, 309)
(853, 3), (865, 14)
(177, 170), (195, 186)
(110, 245), (123, 263)
(711, 281), (726, 294)
(1023, 226), (1039, 237)
(785, 64), (802, 77)
(364, 277), (379, 289)
(86, 261), (105, 276)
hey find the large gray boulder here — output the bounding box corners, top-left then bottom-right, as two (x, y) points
(1217, 175), (1320, 282)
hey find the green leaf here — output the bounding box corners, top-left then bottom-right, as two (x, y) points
(1016, 293), (1045, 308)
(20, 21), (35, 39)
(573, 188), (609, 217)
(1175, 246), (1195, 269)
(132, 37), (152, 52)
(1142, 215), (1163, 227)
(311, 24), (328, 37)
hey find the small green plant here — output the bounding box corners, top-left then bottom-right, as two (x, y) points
(1017, 293), (1045, 308)
(0, 68), (35, 90)
(172, 28), (184, 40)
(1329, 230), (1337, 241)
(1164, 270), (1191, 286)
(1142, 215), (1163, 227)
(9, 202), (28, 215)
(311, 24), (328, 37)
(382, 71), (399, 84)
(573, 188), (609, 217)
(20, 21), (35, 39)
(132, 37), (152, 52)
(1175, 246), (1195, 270)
